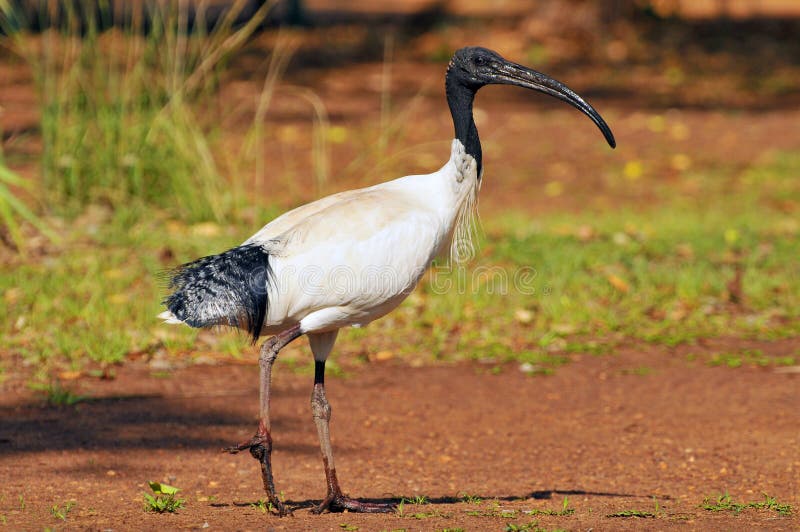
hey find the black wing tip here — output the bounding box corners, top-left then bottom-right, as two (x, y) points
(159, 244), (272, 342)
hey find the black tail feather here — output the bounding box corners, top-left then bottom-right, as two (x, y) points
(162, 244), (272, 343)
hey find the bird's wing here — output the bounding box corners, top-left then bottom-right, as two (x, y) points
(244, 187), (375, 247)
(281, 188), (438, 254)
(259, 186), (444, 329)
(245, 178), (445, 253)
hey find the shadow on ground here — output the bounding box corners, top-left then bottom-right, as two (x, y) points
(0, 393), (255, 453)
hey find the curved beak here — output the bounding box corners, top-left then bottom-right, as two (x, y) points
(491, 60), (616, 149)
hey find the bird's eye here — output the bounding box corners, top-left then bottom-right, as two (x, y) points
(474, 56), (485, 66)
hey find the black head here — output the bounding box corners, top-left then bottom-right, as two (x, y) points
(447, 46), (615, 148)
(447, 47), (509, 90)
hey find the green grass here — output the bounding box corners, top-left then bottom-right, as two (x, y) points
(525, 497), (574, 517)
(250, 499), (273, 514)
(392, 152), (800, 359)
(504, 522), (543, 532)
(30, 381), (87, 407)
(1, 152), (798, 376)
(704, 349), (796, 369)
(395, 498), (444, 519)
(466, 499), (536, 519)
(0, 157), (56, 253)
(143, 481), (186, 513)
(460, 493), (482, 504)
(376, 205), (799, 363)
(700, 492), (792, 516)
(49, 501), (75, 521)
(505, 523), (567, 532)
(606, 496), (664, 518)
(0, 202), (289, 376)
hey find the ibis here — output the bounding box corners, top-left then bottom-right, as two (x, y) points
(160, 46), (615, 515)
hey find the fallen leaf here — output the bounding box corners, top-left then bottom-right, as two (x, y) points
(191, 222), (221, 237)
(4, 287), (21, 304)
(675, 243), (694, 259)
(671, 153), (692, 171)
(647, 115), (665, 133)
(669, 122), (690, 140)
(623, 160), (644, 180)
(370, 350), (394, 362)
(544, 181), (563, 197)
(326, 126), (348, 144)
(606, 274), (629, 293)
(514, 309), (534, 324)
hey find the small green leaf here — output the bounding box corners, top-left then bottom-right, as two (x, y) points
(148, 481), (180, 495)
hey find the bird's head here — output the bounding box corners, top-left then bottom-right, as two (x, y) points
(447, 46), (616, 148)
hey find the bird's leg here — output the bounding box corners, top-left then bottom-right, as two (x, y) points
(310, 360), (395, 514)
(224, 324), (301, 516)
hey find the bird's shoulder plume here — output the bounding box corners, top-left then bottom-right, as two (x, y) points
(448, 140), (481, 264)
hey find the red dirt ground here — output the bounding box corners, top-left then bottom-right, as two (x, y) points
(1, 339), (798, 530)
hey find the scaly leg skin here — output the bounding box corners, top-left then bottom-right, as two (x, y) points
(224, 325), (302, 517)
(310, 360), (396, 514)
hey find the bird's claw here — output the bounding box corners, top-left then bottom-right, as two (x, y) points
(271, 499), (293, 517)
(312, 494), (396, 514)
(223, 433), (270, 458)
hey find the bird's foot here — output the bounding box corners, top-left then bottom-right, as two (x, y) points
(224, 425), (292, 516)
(312, 493), (396, 514)
(223, 433), (270, 458)
(223, 421), (273, 460)
(266, 498), (293, 517)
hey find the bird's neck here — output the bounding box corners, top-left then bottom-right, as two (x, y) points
(445, 74), (482, 177)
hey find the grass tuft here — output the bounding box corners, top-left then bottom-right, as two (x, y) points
(525, 497), (574, 517)
(700, 492), (792, 516)
(0, 158), (56, 253)
(0, 1), (275, 222)
(143, 481), (185, 513)
(30, 381), (87, 407)
(49, 501), (75, 521)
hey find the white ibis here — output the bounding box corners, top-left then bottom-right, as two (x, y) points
(160, 46), (615, 515)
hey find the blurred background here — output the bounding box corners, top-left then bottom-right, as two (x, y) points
(1, 0), (798, 388)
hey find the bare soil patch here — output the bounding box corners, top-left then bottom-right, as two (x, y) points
(1, 339), (797, 530)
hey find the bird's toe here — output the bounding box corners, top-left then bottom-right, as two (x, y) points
(314, 495), (396, 514)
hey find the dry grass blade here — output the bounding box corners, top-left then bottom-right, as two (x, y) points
(0, 160), (55, 254)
